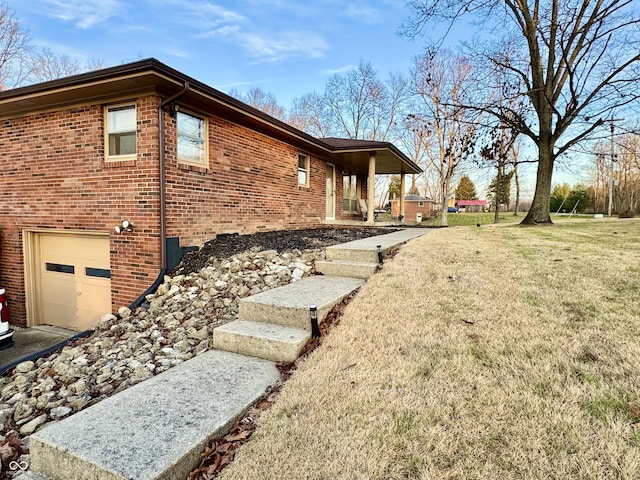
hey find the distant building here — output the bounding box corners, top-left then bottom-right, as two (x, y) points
(456, 199), (487, 212)
(391, 194), (434, 221)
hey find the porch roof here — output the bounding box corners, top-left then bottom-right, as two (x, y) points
(320, 138), (422, 175)
(0, 58), (422, 176)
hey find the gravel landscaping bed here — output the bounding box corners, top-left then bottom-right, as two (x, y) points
(0, 227), (393, 477)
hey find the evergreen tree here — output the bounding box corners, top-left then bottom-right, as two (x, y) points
(488, 171), (514, 207)
(455, 175), (478, 200)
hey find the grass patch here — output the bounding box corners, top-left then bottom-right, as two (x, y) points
(218, 218), (640, 480)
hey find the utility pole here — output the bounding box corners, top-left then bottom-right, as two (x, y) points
(608, 118), (625, 217)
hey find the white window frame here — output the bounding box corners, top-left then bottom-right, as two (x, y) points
(105, 103), (137, 161)
(298, 153), (310, 186)
(343, 174), (359, 213)
(177, 110), (208, 167)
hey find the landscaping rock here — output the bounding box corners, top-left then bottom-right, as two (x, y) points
(0, 241), (338, 458)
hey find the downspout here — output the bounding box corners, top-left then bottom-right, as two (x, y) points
(159, 82), (190, 269)
(129, 82), (190, 310)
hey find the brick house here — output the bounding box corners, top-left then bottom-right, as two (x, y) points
(391, 194), (433, 221)
(0, 59), (421, 330)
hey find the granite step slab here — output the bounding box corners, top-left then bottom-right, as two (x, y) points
(314, 259), (379, 279)
(28, 350), (279, 480)
(213, 320), (310, 362)
(238, 275), (365, 329)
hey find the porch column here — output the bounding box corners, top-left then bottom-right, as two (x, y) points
(400, 173), (406, 220)
(367, 153), (376, 224)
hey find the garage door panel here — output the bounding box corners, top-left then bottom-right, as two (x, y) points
(37, 233), (112, 330)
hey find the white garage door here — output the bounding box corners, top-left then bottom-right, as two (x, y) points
(37, 233), (112, 331)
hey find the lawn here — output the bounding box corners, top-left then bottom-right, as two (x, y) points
(218, 218), (640, 480)
(377, 211), (524, 226)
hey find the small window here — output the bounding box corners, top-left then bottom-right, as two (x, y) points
(298, 154), (309, 186)
(418, 201), (424, 207)
(46, 263), (75, 274)
(85, 267), (111, 279)
(177, 111), (207, 165)
(106, 104), (136, 160)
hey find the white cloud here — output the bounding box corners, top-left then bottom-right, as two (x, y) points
(241, 31), (329, 63)
(42, 0), (124, 28)
(342, 4), (383, 24)
(322, 65), (357, 75)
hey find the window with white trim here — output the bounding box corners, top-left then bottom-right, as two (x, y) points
(177, 111), (207, 165)
(298, 154), (310, 186)
(105, 104), (136, 160)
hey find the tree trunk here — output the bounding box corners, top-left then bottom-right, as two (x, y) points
(522, 139), (554, 224)
(440, 192), (449, 226)
(513, 162), (520, 216)
(494, 164), (501, 224)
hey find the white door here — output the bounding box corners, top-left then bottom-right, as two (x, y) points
(36, 233), (112, 330)
(326, 164), (336, 219)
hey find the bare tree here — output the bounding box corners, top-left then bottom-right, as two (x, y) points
(0, 2), (30, 90)
(409, 50), (484, 226)
(227, 87), (286, 121)
(397, 108), (433, 197)
(322, 61), (407, 141)
(613, 133), (640, 214)
(404, 0), (640, 224)
(288, 91), (332, 137)
(480, 123), (518, 222)
(25, 48), (82, 83)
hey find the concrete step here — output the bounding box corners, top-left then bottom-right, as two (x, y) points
(28, 350), (279, 480)
(314, 259), (379, 279)
(239, 275), (364, 329)
(213, 320), (310, 362)
(324, 228), (430, 263)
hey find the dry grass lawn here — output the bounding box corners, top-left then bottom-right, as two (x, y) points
(218, 219), (640, 480)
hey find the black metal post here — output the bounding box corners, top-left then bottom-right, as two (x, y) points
(377, 245), (383, 264)
(310, 306), (320, 337)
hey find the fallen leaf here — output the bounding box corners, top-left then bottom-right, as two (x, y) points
(225, 429), (253, 443)
(256, 399), (272, 410)
(629, 403), (640, 419)
(467, 333), (482, 341)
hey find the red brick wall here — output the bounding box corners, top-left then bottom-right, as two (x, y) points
(162, 114), (328, 246)
(0, 94), (344, 326)
(0, 97), (162, 326)
(391, 200), (433, 220)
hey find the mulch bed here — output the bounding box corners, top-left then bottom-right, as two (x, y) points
(173, 227), (397, 275)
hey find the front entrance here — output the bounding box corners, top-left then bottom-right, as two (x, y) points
(326, 164), (336, 219)
(25, 231), (112, 331)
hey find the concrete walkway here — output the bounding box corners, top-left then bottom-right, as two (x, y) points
(0, 326), (77, 373)
(23, 228), (430, 480)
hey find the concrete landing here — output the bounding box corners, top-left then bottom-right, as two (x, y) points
(238, 276), (365, 330)
(213, 320), (310, 362)
(28, 350), (279, 480)
(325, 228), (430, 262)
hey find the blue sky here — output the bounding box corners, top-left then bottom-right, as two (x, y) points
(7, 0), (432, 108)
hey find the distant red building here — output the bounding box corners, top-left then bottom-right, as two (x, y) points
(456, 199), (487, 212)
